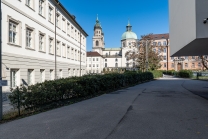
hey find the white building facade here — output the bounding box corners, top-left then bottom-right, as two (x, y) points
(1, 0), (88, 93)
(87, 17), (138, 73)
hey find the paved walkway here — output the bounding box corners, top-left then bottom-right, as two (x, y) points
(0, 78), (208, 139)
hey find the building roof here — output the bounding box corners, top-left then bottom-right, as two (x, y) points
(104, 48), (121, 51)
(150, 33), (169, 40)
(55, 0), (88, 37)
(87, 51), (103, 57)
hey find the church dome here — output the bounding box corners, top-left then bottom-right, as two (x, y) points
(121, 21), (137, 40)
(121, 32), (137, 40)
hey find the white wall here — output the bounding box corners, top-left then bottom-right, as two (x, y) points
(2, 0), (88, 92)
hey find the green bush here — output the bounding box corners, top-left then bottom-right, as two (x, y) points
(150, 70), (163, 78)
(9, 72), (154, 113)
(178, 70), (193, 78)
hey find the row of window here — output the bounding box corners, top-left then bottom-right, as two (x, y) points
(20, 0), (86, 44)
(11, 68), (85, 87)
(8, 19), (85, 62)
(89, 64), (99, 67)
(88, 58), (99, 61)
(105, 59), (118, 62)
(105, 63), (118, 67)
(163, 62), (205, 68)
(153, 41), (167, 46)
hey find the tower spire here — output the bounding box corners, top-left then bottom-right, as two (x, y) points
(128, 18), (130, 26)
(97, 14), (99, 21)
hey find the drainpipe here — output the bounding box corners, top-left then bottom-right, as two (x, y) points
(0, 0), (2, 120)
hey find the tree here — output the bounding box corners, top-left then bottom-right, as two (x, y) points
(200, 56), (208, 70)
(125, 34), (163, 72)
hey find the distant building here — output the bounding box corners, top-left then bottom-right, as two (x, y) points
(1, 0), (88, 93)
(86, 16), (205, 74)
(86, 16), (138, 74)
(152, 34), (206, 71)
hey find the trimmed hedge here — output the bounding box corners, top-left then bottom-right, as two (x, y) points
(150, 70), (163, 78)
(178, 70), (193, 78)
(9, 72), (153, 112)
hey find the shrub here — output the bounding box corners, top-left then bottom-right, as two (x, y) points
(9, 72), (154, 114)
(178, 70), (193, 78)
(150, 70), (163, 78)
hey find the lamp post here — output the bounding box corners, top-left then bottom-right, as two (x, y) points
(79, 33), (81, 76)
(55, 2), (59, 80)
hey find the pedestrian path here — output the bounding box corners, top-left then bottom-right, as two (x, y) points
(0, 79), (208, 139)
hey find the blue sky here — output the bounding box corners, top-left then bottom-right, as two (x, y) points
(59, 0), (169, 51)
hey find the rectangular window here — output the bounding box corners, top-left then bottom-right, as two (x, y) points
(39, 0), (44, 16)
(50, 70), (54, 80)
(185, 63), (188, 68)
(68, 69), (71, 77)
(67, 23), (70, 35)
(26, 0), (31, 7)
(28, 69), (33, 85)
(89, 64), (91, 67)
(71, 49), (74, 59)
(48, 6), (53, 22)
(93, 64), (95, 67)
(192, 63), (195, 68)
(97, 64), (99, 67)
(49, 38), (53, 54)
(26, 28), (33, 48)
(62, 18), (66, 31)
(164, 63), (166, 68)
(105, 59), (107, 62)
(171, 63), (174, 68)
(11, 69), (18, 87)
(192, 56), (195, 59)
(59, 69), (62, 79)
(153, 42), (157, 46)
(39, 34), (44, 51)
(163, 56), (166, 60)
(75, 50), (77, 60)
(67, 46), (70, 58)
(57, 41), (60, 56)
(96, 58), (98, 61)
(105, 63), (107, 67)
(163, 48), (166, 53)
(93, 58), (95, 61)
(163, 41), (166, 46)
(9, 22), (17, 44)
(158, 42), (161, 46)
(115, 63), (118, 67)
(198, 63), (201, 67)
(62, 43), (66, 57)
(56, 14), (60, 27)
(40, 69), (45, 82)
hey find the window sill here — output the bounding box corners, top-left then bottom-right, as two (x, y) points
(49, 20), (54, 25)
(62, 30), (66, 33)
(49, 53), (54, 55)
(67, 57), (70, 59)
(62, 56), (66, 58)
(7, 42), (21, 48)
(57, 26), (60, 29)
(39, 13), (46, 19)
(67, 34), (70, 37)
(57, 55), (61, 57)
(39, 50), (46, 53)
(26, 47), (35, 51)
(25, 4), (35, 12)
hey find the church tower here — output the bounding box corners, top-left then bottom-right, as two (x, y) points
(92, 15), (105, 54)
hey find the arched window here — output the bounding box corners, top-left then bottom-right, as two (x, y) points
(115, 58), (118, 62)
(106, 53), (108, 57)
(96, 41), (99, 46)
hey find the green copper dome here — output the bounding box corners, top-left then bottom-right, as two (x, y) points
(121, 21), (137, 40)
